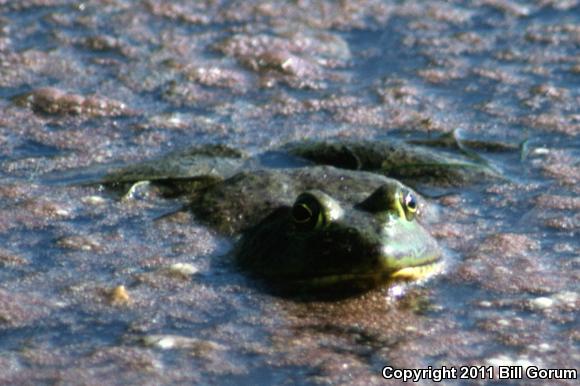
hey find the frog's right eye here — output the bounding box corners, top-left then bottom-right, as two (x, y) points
(291, 193), (325, 231)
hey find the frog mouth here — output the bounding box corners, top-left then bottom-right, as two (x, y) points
(281, 258), (443, 290)
(391, 259), (444, 281)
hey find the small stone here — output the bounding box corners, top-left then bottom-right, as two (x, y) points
(82, 196), (106, 205)
(529, 297), (554, 310)
(497, 319), (510, 326)
(478, 300), (492, 308)
(54, 207), (70, 216)
(142, 334), (225, 354)
(109, 285), (131, 306)
(536, 343), (553, 352)
(151, 336), (176, 349)
(167, 263), (199, 278)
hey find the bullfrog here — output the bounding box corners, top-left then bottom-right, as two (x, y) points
(231, 167), (441, 291)
(103, 137), (502, 292)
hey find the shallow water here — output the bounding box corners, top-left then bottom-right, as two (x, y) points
(0, 1), (578, 385)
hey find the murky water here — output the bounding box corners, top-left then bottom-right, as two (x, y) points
(0, 1), (578, 385)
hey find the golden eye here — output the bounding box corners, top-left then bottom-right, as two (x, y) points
(404, 192), (417, 213)
(291, 193), (325, 230)
(400, 191), (417, 221)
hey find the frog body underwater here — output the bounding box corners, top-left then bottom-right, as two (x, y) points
(103, 137), (502, 291)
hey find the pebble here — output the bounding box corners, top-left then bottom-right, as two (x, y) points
(109, 285), (131, 306)
(142, 334), (225, 353)
(167, 262), (199, 277)
(529, 297), (554, 310)
(82, 196), (107, 205)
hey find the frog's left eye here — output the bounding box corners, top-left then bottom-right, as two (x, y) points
(292, 203), (313, 223)
(401, 191), (418, 220)
(291, 192), (326, 231)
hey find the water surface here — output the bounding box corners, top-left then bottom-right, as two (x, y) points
(0, 1), (578, 384)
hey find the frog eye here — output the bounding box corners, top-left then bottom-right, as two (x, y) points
(404, 192), (417, 212)
(291, 193), (325, 230)
(292, 203), (313, 223)
(401, 191), (418, 220)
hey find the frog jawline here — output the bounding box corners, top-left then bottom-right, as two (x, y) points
(391, 259), (444, 281)
(277, 258), (443, 290)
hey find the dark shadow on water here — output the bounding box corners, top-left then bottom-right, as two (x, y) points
(256, 150), (313, 169)
(214, 258), (426, 303)
(205, 251), (372, 302)
(9, 140), (63, 161)
(250, 280), (374, 302)
(0, 314), (130, 352)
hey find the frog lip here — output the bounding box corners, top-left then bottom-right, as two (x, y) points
(263, 254), (444, 288)
(390, 258), (444, 280)
(378, 239), (442, 265)
(261, 266), (444, 296)
(282, 246), (443, 284)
